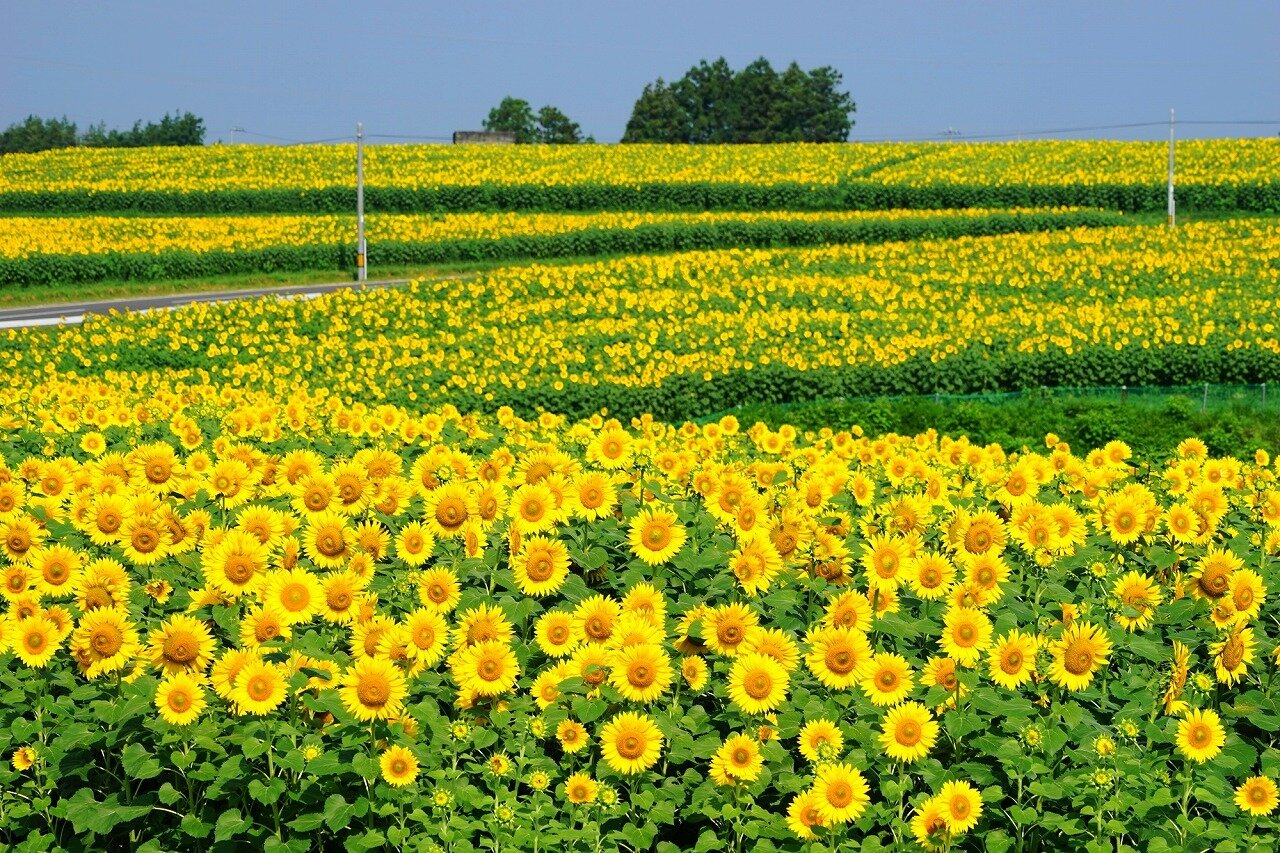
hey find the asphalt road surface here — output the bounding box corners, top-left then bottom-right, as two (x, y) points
(0, 279), (410, 330)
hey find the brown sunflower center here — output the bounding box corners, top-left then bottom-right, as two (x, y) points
(617, 734), (645, 760)
(745, 671), (773, 699)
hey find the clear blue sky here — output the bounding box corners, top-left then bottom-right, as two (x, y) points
(4, 1), (1278, 144)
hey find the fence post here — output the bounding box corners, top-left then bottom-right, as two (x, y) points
(1263, 382), (1268, 407)
(1121, 384), (1127, 404)
(1202, 383), (1208, 412)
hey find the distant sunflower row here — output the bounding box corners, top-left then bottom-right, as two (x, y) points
(1, 139), (1274, 194)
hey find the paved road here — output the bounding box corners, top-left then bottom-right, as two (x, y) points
(0, 278), (411, 330)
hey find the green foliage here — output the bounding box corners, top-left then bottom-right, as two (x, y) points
(0, 116), (79, 155)
(482, 97), (538, 144)
(719, 391), (1280, 459)
(0, 112), (204, 155)
(483, 98), (584, 144)
(1, 179), (1274, 215)
(622, 56), (856, 143)
(79, 111), (205, 148)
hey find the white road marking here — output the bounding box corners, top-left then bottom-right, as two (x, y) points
(0, 315), (84, 329)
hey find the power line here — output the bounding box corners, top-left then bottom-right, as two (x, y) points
(850, 118), (1280, 143)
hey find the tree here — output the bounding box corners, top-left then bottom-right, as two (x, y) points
(621, 57), (856, 144)
(0, 115), (78, 154)
(483, 97), (585, 144)
(483, 97), (538, 144)
(672, 57), (739, 144)
(1, 111), (205, 154)
(621, 79), (687, 143)
(535, 106), (583, 144)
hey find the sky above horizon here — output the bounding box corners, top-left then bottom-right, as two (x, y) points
(4, 1), (1279, 146)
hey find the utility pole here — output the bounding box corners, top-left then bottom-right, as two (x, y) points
(1167, 109), (1176, 229)
(230, 126), (244, 145)
(356, 122), (367, 282)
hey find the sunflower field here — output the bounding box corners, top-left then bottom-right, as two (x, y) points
(0, 139), (1276, 213)
(1, 380), (1279, 852)
(2, 136), (1280, 851)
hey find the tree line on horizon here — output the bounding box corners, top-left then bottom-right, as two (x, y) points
(0, 111), (205, 155)
(483, 57), (856, 144)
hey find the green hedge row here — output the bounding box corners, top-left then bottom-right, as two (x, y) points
(716, 394), (1280, 460)
(0, 209), (1124, 288)
(374, 344), (1280, 423)
(1, 180), (1276, 215)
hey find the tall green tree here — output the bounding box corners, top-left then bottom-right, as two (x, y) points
(483, 97), (585, 144)
(621, 79), (687, 143)
(483, 97), (538, 143)
(535, 106), (583, 144)
(0, 115), (78, 154)
(621, 57), (856, 143)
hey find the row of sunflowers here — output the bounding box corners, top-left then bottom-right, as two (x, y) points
(2, 139), (1276, 195)
(3, 219), (1278, 420)
(0, 207), (1121, 288)
(1, 380), (1278, 850)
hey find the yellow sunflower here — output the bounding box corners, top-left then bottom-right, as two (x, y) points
(512, 535), (571, 598)
(798, 718), (844, 763)
(910, 796), (951, 851)
(986, 629), (1039, 690)
(626, 505), (687, 566)
(1235, 776), (1279, 816)
(1176, 708), (1225, 763)
(573, 595), (622, 646)
(404, 608), (449, 667)
(239, 606), (292, 649)
(557, 719), (589, 753)
(938, 780), (983, 833)
(535, 610), (581, 658)
(609, 643), (673, 704)
(261, 569), (323, 625)
(302, 510), (353, 570)
(30, 544), (83, 597)
(416, 567), (461, 613)
(71, 607), (139, 679)
(681, 655), (709, 691)
(453, 640), (520, 697)
(147, 614), (215, 676)
(1111, 571), (1162, 632)
(1047, 620), (1111, 692)
(598, 712), (663, 775)
(710, 734), (763, 784)
(728, 652), (790, 714)
(201, 529), (270, 597)
(861, 652), (915, 707)
(13, 615), (60, 668)
(703, 602), (759, 657)
(805, 626), (873, 690)
(812, 762), (870, 825)
(231, 658), (288, 716)
(379, 745), (419, 787)
(785, 790), (825, 841)
(155, 672), (207, 726)
(907, 551), (956, 600)
(1210, 626), (1255, 686)
(340, 656), (408, 721)
(939, 607), (993, 667)
(879, 702), (938, 763)
(564, 771), (598, 804)
(424, 482), (477, 540)
(728, 533), (782, 596)
(396, 521), (436, 567)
